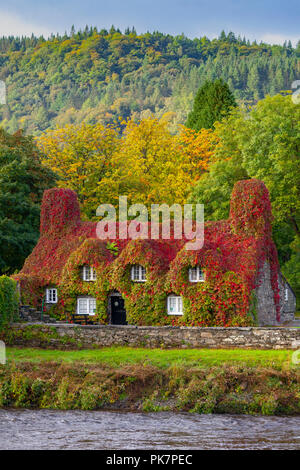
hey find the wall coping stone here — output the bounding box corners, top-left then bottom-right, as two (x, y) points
(13, 323), (300, 332)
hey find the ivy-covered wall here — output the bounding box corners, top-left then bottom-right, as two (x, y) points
(14, 179), (286, 326)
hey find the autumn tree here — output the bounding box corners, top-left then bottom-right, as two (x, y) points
(37, 117), (218, 216)
(37, 122), (120, 219)
(98, 117), (218, 209)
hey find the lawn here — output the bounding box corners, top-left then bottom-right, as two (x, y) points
(6, 346), (293, 369)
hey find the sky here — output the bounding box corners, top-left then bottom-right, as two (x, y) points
(0, 0), (299, 46)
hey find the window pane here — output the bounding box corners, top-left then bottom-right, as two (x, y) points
(168, 296), (183, 315)
(177, 297), (183, 314)
(78, 299), (88, 314)
(169, 297), (176, 312)
(197, 267), (204, 281)
(132, 265), (138, 280)
(83, 266), (89, 281)
(141, 266), (146, 281)
(89, 298), (96, 314)
(189, 266), (204, 282)
(46, 289), (57, 303)
(190, 268), (197, 281)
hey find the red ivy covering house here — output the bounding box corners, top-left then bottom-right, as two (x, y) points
(15, 179), (296, 326)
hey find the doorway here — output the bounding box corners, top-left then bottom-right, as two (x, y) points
(110, 294), (127, 325)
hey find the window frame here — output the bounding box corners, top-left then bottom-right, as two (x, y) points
(188, 266), (205, 283)
(167, 295), (183, 316)
(82, 265), (97, 282)
(45, 288), (58, 304)
(77, 297), (96, 316)
(131, 264), (147, 282)
(285, 288), (289, 302)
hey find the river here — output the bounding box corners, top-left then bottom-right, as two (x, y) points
(0, 409), (299, 450)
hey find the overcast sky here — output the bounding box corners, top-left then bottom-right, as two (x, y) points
(0, 0), (299, 46)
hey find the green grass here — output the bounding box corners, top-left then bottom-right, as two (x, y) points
(6, 346), (293, 369)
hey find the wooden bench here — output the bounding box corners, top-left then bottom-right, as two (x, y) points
(70, 314), (98, 325)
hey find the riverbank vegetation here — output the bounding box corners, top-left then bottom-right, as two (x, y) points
(0, 347), (299, 415)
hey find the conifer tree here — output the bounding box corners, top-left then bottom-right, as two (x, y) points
(186, 79), (237, 131)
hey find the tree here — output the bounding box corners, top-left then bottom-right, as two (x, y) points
(37, 118), (217, 215)
(186, 79), (237, 131)
(0, 129), (56, 274)
(37, 122), (120, 219)
(98, 117), (218, 210)
(1, 30), (299, 133)
(189, 94), (300, 302)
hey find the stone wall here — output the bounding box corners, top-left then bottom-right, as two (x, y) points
(256, 262), (296, 326)
(278, 273), (297, 323)
(7, 323), (300, 350)
(256, 261), (278, 326)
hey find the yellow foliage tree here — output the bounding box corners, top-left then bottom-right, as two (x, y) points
(37, 117), (218, 218)
(36, 122), (120, 218)
(177, 126), (220, 175)
(98, 117), (189, 207)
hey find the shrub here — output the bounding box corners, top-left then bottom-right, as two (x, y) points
(0, 276), (19, 329)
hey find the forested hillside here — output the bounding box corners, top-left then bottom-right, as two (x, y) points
(0, 27), (299, 134)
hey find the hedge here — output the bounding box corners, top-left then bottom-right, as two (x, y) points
(0, 276), (19, 329)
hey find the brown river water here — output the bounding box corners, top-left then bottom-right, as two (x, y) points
(0, 409), (299, 450)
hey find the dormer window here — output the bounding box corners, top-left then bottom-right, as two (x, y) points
(167, 296), (183, 315)
(46, 288), (57, 304)
(82, 265), (97, 281)
(131, 265), (146, 282)
(189, 266), (204, 283)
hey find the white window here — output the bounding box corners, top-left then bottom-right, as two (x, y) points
(82, 265), (97, 281)
(167, 296), (183, 315)
(285, 288), (288, 302)
(77, 298), (96, 315)
(46, 288), (57, 304)
(131, 265), (146, 282)
(189, 266), (205, 282)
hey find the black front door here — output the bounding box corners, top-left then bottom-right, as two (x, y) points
(111, 296), (127, 325)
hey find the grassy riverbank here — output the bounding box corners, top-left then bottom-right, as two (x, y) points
(6, 346), (293, 368)
(0, 347), (299, 415)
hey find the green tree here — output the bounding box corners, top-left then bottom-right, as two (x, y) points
(0, 129), (56, 274)
(186, 79), (237, 131)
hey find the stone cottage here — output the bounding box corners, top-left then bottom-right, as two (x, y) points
(15, 179), (296, 326)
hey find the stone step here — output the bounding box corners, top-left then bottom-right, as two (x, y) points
(19, 304), (56, 324)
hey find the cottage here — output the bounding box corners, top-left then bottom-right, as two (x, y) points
(15, 179), (296, 326)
